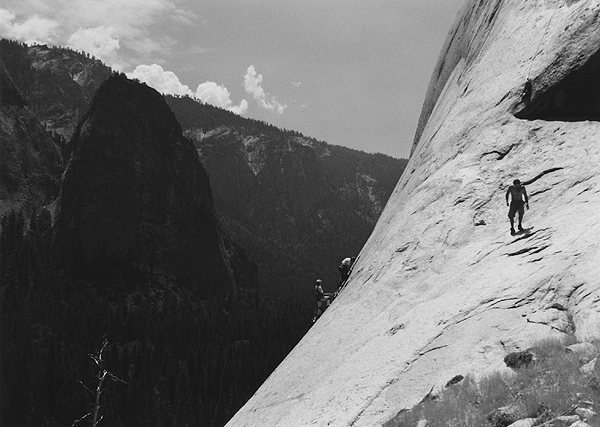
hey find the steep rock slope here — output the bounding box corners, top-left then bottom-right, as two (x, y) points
(53, 75), (237, 297)
(0, 58), (62, 217)
(167, 95), (407, 296)
(228, 0), (600, 425)
(0, 39), (111, 139)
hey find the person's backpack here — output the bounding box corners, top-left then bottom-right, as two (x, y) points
(338, 264), (350, 281)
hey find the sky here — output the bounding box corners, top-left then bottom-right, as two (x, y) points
(0, 0), (465, 158)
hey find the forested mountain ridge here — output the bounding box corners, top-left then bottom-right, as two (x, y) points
(0, 39), (112, 140)
(0, 57), (63, 217)
(166, 95), (408, 296)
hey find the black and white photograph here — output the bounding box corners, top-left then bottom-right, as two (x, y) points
(1, 0), (600, 425)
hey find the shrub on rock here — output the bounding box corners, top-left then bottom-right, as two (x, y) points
(504, 351), (535, 369)
(487, 405), (520, 427)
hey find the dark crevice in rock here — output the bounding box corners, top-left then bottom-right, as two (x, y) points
(496, 145), (514, 160)
(523, 168), (563, 185)
(495, 91), (511, 107)
(549, 303), (567, 311)
(506, 247), (538, 256)
(487, 0), (502, 24)
(566, 283), (586, 300)
(528, 245), (550, 255)
(419, 345), (448, 356)
(530, 188), (551, 197)
(387, 323), (405, 336)
(419, 386), (438, 404)
(395, 243), (410, 253)
(482, 144), (514, 160)
(525, 318), (569, 333)
(514, 47), (600, 121)
(509, 230), (539, 244)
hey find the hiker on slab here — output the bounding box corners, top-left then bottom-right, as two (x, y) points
(506, 179), (529, 235)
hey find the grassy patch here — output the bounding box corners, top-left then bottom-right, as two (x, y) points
(386, 337), (600, 427)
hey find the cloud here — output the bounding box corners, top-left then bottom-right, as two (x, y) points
(67, 26), (120, 63)
(230, 99), (249, 115)
(128, 64), (248, 115)
(195, 81), (248, 115)
(69, 0), (184, 34)
(0, 0), (199, 67)
(0, 8), (58, 44)
(171, 7), (202, 26)
(128, 64), (192, 96)
(64, 0), (187, 66)
(244, 65), (287, 114)
(0, 9), (17, 36)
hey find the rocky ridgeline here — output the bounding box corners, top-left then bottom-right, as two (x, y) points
(227, 0), (600, 425)
(0, 39), (112, 139)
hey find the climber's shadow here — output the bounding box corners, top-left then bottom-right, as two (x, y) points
(513, 227), (534, 237)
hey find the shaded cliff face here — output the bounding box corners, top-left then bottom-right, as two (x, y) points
(167, 96), (407, 297)
(228, 0), (600, 425)
(53, 75), (235, 297)
(0, 58), (62, 217)
(0, 40), (112, 139)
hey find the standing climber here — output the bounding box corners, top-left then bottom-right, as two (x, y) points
(506, 179), (529, 235)
(312, 279), (331, 323)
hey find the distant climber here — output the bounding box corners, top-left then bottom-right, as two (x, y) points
(505, 179), (529, 235)
(312, 279), (332, 323)
(338, 257), (356, 288)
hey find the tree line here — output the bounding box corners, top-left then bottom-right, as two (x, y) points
(1, 210), (312, 426)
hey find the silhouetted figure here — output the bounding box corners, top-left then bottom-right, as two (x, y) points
(312, 279), (331, 323)
(506, 179), (529, 235)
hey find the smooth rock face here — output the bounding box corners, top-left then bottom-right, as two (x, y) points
(565, 342), (596, 362)
(53, 75), (236, 297)
(508, 418), (537, 427)
(579, 357), (597, 375)
(228, 0), (600, 425)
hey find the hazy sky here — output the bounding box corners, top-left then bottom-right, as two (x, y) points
(0, 0), (465, 158)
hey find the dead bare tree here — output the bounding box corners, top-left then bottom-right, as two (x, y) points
(72, 340), (126, 427)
